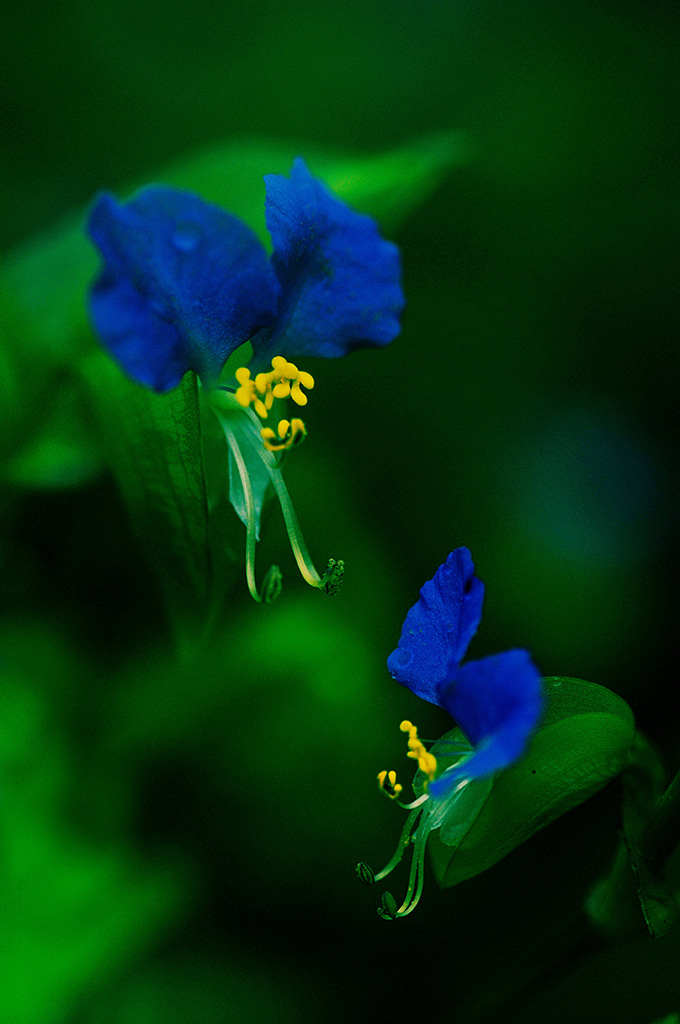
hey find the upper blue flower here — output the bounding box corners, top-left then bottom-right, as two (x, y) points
(387, 548), (543, 791)
(87, 159), (404, 392)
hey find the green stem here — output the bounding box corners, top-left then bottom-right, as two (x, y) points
(639, 768), (680, 873)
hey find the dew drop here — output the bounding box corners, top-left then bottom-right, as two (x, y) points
(172, 224), (201, 252)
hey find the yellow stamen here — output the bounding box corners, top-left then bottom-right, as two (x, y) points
(234, 355), (315, 430)
(261, 417), (307, 452)
(234, 367), (256, 407)
(378, 769), (403, 800)
(399, 720), (437, 780)
(269, 355), (314, 406)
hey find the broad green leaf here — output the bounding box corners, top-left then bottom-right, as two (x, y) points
(587, 733), (679, 938)
(82, 352), (211, 637)
(620, 735), (679, 938)
(430, 677), (635, 888)
(158, 130), (473, 242)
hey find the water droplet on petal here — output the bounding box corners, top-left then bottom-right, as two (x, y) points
(172, 224), (202, 252)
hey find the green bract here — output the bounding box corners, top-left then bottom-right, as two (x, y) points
(428, 676), (635, 888)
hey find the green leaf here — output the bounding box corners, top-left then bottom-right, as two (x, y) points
(430, 676), (636, 888)
(154, 130), (473, 241)
(587, 733), (679, 938)
(620, 734), (680, 937)
(82, 352), (212, 638)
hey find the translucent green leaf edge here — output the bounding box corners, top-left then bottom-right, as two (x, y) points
(431, 677), (636, 888)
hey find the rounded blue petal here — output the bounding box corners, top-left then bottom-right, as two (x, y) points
(386, 548), (485, 706)
(256, 158), (404, 360)
(87, 188), (280, 392)
(428, 650), (543, 795)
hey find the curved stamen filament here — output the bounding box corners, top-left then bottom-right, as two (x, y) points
(372, 804), (425, 883)
(393, 824), (429, 917)
(242, 421), (343, 594)
(221, 421), (281, 603)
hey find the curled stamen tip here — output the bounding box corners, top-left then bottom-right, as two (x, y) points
(261, 565), (283, 604)
(322, 558), (345, 596)
(355, 862), (375, 886)
(377, 892), (399, 920)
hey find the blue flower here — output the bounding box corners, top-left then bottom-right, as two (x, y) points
(86, 160), (404, 601)
(357, 548), (543, 918)
(87, 158), (404, 392)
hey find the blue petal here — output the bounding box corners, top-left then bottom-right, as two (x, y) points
(386, 548), (485, 705)
(87, 188), (280, 392)
(256, 158), (404, 360)
(428, 650), (543, 795)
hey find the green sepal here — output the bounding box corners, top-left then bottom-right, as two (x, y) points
(82, 352), (211, 638)
(430, 676), (636, 888)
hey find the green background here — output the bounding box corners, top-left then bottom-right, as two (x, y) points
(1, 2), (678, 1022)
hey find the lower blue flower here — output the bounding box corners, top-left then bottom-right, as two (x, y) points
(357, 550), (543, 918)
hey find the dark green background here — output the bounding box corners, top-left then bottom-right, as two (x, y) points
(2, 2), (678, 1022)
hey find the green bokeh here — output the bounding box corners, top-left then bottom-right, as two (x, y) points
(2, 2), (679, 1022)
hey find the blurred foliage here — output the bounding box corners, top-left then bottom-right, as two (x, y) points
(1, 1), (679, 1022)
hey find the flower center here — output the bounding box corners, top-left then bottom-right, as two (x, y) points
(208, 365), (343, 603)
(234, 356), (314, 451)
(359, 722), (476, 919)
(377, 720), (437, 801)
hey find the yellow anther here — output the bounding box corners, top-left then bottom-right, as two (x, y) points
(234, 356), (314, 442)
(234, 366), (273, 419)
(378, 769), (403, 800)
(261, 417), (307, 453)
(398, 720), (437, 781)
(270, 355), (290, 375)
(290, 379), (309, 406)
(234, 367), (256, 407)
(269, 355), (314, 406)
(254, 372), (272, 395)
